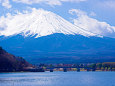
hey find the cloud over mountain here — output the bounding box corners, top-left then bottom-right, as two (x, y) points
(69, 9), (115, 38)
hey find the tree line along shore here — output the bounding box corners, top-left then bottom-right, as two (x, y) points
(36, 62), (115, 72)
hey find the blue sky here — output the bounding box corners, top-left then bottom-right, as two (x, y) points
(0, 0), (115, 38)
(0, 0), (115, 25)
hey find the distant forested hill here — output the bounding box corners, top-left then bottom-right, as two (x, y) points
(0, 47), (32, 72)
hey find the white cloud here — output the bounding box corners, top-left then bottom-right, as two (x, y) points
(0, 0), (11, 8)
(69, 9), (115, 38)
(12, 0), (87, 6)
(0, 0), (87, 8)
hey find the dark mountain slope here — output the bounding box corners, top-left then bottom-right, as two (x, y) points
(0, 47), (32, 72)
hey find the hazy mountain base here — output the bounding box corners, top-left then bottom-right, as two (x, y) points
(0, 33), (115, 64)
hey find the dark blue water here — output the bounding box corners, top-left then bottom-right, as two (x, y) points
(0, 72), (115, 86)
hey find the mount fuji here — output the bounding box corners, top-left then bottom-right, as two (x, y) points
(0, 9), (115, 64)
(0, 8), (98, 37)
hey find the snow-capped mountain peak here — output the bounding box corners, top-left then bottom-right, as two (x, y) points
(0, 8), (99, 38)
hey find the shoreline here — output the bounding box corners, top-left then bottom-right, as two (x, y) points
(0, 70), (115, 73)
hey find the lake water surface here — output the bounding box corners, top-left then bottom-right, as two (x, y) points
(0, 72), (115, 86)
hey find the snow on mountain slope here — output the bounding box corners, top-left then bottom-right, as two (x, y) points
(0, 8), (99, 38)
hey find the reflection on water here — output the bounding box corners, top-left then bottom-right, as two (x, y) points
(0, 72), (115, 86)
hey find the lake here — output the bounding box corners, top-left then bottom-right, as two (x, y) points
(0, 72), (115, 86)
